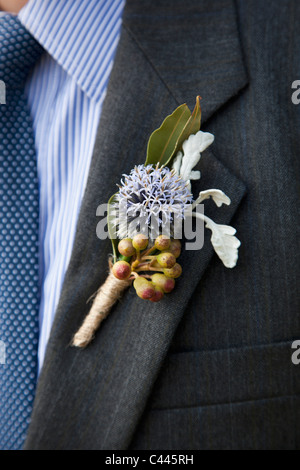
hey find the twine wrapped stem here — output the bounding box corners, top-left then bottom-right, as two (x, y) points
(72, 272), (132, 348)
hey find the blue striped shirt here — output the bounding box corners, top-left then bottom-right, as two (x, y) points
(17, 0), (125, 370)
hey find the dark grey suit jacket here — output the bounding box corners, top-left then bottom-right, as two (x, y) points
(25, 0), (300, 450)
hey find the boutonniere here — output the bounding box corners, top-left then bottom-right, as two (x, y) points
(72, 97), (240, 348)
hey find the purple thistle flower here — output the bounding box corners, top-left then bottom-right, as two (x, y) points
(114, 164), (193, 238)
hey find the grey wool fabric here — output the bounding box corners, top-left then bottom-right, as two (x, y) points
(24, 0), (300, 450)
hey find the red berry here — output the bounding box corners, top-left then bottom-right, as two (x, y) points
(151, 273), (175, 293)
(133, 277), (155, 300)
(150, 287), (164, 302)
(112, 261), (131, 280)
(164, 278), (176, 293)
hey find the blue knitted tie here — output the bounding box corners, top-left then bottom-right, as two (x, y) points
(0, 14), (43, 450)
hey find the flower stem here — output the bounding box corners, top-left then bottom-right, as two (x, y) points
(135, 264), (164, 273)
(142, 245), (156, 258)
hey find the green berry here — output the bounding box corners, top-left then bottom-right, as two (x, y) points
(112, 261), (132, 280)
(133, 277), (148, 288)
(151, 273), (175, 293)
(132, 234), (148, 251)
(150, 286), (164, 302)
(118, 238), (136, 257)
(154, 235), (171, 251)
(163, 263), (182, 279)
(156, 252), (176, 269)
(133, 277), (155, 300)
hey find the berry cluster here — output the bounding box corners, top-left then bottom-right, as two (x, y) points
(111, 235), (182, 302)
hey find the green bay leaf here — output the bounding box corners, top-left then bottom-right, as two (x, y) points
(173, 95), (202, 157)
(145, 103), (191, 167)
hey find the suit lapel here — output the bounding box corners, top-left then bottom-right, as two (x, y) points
(25, 0), (248, 449)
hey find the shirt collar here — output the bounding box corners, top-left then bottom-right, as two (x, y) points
(18, 0), (125, 102)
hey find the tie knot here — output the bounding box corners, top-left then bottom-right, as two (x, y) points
(0, 14), (44, 87)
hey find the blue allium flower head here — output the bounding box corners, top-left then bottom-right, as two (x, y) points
(115, 164), (193, 238)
